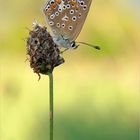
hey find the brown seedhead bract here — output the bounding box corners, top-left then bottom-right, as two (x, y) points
(26, 22), (64, 79)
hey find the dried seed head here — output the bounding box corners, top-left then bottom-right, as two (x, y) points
(26, 22), (64, 77)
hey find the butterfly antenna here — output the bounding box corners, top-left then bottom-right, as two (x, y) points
(77, 42), (101, 50)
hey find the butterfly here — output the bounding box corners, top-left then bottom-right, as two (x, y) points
(43, 0), (100, 50)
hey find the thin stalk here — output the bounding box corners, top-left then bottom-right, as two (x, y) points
(48, 72), (54, 140)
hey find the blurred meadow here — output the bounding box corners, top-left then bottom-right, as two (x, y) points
(0, 0), (139, 140)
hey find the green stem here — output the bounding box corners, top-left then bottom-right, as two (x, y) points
(48, 72), (53, 140)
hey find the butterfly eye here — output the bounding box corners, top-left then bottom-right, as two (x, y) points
(71, 42), (76, 48)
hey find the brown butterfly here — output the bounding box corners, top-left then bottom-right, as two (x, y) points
(43, 0), (100, 50)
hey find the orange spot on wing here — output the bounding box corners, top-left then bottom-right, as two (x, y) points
(50, 3), (57, 9)
(55, 0), (61, 4)
(69, 0), (78, 7)
(46, 8), (52, 15)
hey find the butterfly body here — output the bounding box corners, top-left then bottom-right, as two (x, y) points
(43, 0), (92, 49)
(52, 35), (78, 49)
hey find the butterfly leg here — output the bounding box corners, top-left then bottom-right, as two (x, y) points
(60, 48), (69, 54)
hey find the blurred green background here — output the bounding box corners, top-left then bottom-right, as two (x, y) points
(0, 0), (139, 140)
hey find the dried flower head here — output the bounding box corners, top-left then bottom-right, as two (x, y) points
(26, 22), (64, 77)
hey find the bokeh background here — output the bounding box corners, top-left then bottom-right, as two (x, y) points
(0, 0), (139, 140)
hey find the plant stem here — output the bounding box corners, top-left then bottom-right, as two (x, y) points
(48, 72), (54, 140)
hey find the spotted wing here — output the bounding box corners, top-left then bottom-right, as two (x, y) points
(43, 0), (92, 41)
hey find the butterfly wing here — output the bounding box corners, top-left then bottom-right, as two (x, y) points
(66, 0), (92, 41)
(43, 0), (92, 41)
